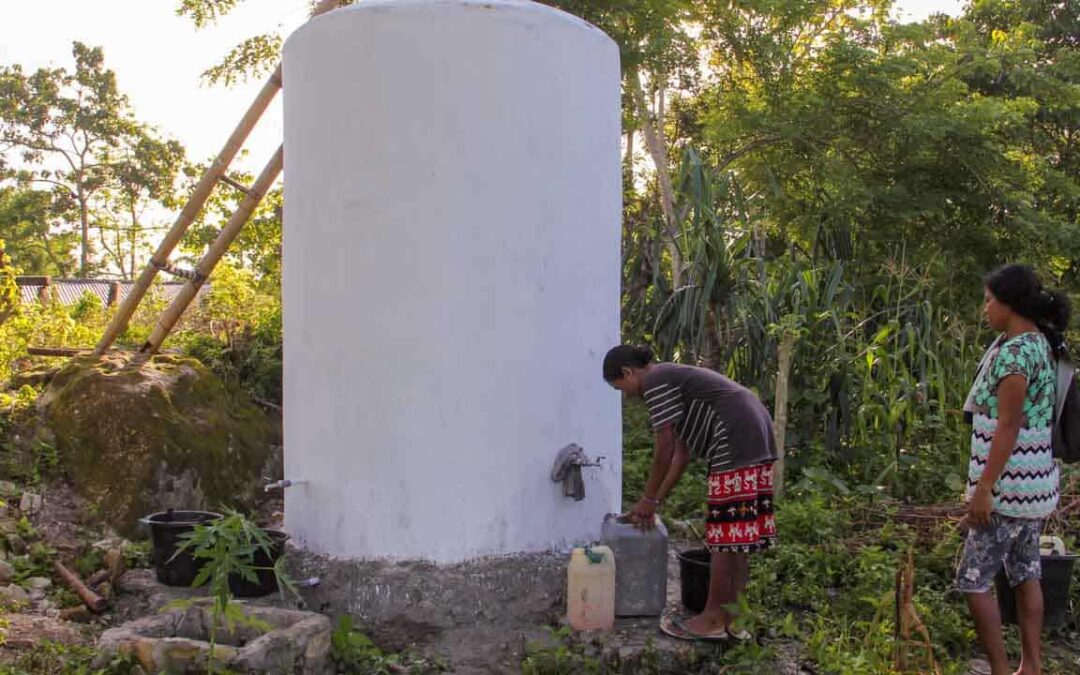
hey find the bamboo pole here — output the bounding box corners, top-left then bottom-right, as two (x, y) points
(94, 0), (344, 357)
(93, 70), (283, 357)
(140, 147), (284, 355)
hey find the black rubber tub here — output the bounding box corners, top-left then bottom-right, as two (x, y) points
(995, 554), (1078, 629)
(228, 529), (290, 598)
(143, 510), (221, 587)
(677, 548), (711, 614)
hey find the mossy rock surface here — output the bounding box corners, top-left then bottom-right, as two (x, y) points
(38, 353), (277, 534)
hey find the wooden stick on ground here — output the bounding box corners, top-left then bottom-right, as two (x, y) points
(53, 561), (108, 613)
(894, 549), (940, 674)
(27, 347), (89, 357)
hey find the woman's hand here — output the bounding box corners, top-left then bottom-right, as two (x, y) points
(624, 497), (658, 529)
(967, 486), (993, 528)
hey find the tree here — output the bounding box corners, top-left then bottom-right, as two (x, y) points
(98, 132), (185, 279)
(0, 43), (135, 274)
(542, 0), (701, 288)
(679, 0), (1080, 279)
(0, 42), (185, 278)
(0, 186), (77, 276)
(0, 238), (17, 328)
(176, 0), (350, 86)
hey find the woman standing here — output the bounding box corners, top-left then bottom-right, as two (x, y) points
(958, 264), (1070, 675)
(603, 345), (778, 640)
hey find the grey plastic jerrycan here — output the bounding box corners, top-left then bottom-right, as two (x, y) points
(600, 513), (668, 617)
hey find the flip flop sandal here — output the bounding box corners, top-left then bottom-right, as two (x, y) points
(726, 627), (753, 642)
(660, 616), (729, 643)
(965, 660), (992, 675)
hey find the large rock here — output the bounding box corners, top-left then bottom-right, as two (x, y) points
(94, 605), (332, 675)
(39, 353), (278, 534)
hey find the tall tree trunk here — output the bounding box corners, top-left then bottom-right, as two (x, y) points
(128, 201), (139, 280)
(97, 226), (124, 278)
(772, 330), (796, 500)
(629, 67), (682, 289)
(78, 190), (90, 276)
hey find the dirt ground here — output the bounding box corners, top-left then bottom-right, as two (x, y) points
(0, 479), (809, 673)
(2, 480), (1075, 674)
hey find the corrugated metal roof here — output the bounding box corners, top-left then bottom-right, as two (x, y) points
(15, 277), (210, 307)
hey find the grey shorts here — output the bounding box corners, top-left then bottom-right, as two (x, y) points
(955, 514), (1042, 593)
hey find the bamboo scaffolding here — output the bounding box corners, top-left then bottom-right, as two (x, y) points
(93, 0), (343, 356)
(140, 147), (283, 354)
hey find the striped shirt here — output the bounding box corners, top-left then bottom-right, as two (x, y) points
(642, 363), (778, 472)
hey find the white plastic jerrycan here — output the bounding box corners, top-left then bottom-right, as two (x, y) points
(566, 545), (615, 630)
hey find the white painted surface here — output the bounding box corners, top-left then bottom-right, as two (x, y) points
(282, 0), (622, 562)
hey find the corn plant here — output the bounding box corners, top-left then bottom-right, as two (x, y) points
(649, 146), (984, 503)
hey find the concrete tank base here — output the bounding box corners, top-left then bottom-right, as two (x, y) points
(284, 544), (724, 673)
(287, 546), (567, 670)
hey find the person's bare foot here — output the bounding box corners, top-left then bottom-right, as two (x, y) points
(682, 613), (728, 636)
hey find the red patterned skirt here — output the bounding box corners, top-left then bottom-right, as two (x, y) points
(704, 462), (777, 554)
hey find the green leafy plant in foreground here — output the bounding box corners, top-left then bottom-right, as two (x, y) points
(169, 509), (295, 672)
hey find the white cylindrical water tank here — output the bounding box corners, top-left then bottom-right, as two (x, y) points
(282, 0), (622, 562)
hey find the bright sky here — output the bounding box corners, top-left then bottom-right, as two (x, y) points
(1, 0), (965, 174)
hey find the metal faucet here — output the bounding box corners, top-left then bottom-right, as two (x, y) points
(264, 479), (308, 493)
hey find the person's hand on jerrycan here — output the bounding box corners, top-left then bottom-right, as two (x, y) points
(622, 496), (657, 530)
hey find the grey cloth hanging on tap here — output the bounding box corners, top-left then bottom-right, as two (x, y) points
(551, 443), (587, 501)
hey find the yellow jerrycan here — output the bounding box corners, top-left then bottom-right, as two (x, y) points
(566, 545), (615, 630)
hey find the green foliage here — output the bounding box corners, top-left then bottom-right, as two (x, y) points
(521, 626), (601, 675)
(0, 187), (78, 276)
(0, 641), (140, 675)
(331, 615), (446, 674)
(0, 239), (18, 326)
(0, 300), (107, 384)
(176, 0), (244, 29)
(119, 539), (152, 570)
(202, 34), (283, 86)
(174, 509), (293, 603)
(0, 42), (184, 277)
(617, 405), (1080, 673)
(73, 545), (104, 579)
(178, 269), (282, 404)
(170, 509), (293, 672)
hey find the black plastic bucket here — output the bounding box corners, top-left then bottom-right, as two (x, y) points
(143, 510), (221, 587)
(994, 554), (1077, 629)
(677, 548), (711, 614)
(228, 530), (289, 598)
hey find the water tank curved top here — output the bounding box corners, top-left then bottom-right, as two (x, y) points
(282, 0), (622, 562)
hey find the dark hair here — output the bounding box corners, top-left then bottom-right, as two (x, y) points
(602, 345), (654, 381)
(985, 264), (1072, 356)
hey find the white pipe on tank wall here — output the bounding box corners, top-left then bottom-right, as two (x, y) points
(282, 0), (622, 562)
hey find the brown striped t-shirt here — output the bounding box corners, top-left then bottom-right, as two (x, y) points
(642, 363), (778, 472)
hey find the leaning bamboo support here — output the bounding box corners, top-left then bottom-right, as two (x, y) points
(140, 146), (284, 355)
(93, 0), (343, 357)
(93, 70), (282, 357)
